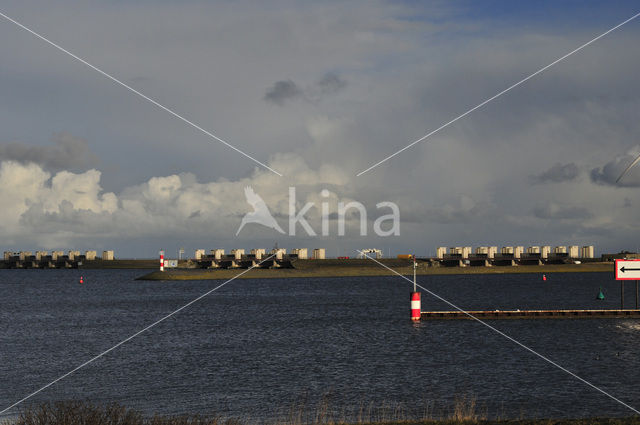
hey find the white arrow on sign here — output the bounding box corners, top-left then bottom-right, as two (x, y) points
(615, 259), (640, 280)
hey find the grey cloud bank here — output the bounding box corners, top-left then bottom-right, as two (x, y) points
(530, 162), (580, 184)
(1, 0), (640, 256)
(0, 133), (98, 171)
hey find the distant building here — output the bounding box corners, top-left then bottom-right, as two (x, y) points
(433, 243), (593, 263)
(569, 246), (580, 259)
(514, 246), (524, 259)
(251, 248), (266, 260)
(449, 247), (471, 259)
(210, 249), (225, 260)
(291, 248), (308, 259)
(102, 250), (114, 260)
(271, 248), (287, 260)
(450, 247), (462, 255)
(554, 246), (567, 255)
(541, 246), (551, 260)
(475, 246), (497, 259)
(527, 246), (540, 255)
(312, 248), (326, 260)
(581, 246), (595, 259)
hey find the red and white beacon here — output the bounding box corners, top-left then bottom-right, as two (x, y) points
(411, 255), (421, 321)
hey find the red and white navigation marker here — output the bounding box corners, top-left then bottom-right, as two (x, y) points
(411, 255), (421, 321)
(411, 291), (421, 321)
(160, 250), (165, 272)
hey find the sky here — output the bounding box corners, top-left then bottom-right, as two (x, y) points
(1, 0), (640, 258)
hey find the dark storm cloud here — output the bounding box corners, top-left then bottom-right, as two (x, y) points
(264, 80), (303, 105)
(533, 203), (591, 220)
(317, 72), (347, 95)
(0, 132), (98, 171)
(590, 150), (640, 187)
(529, 162), (579, 184)
(264, 73), (347, 106)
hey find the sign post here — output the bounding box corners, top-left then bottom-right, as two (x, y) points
(615, 259), (640, 310)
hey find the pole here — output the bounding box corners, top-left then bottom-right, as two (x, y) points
(636, 280), (638, 310)
(621, 281), (624, 309)
(413, 255), (417, 292)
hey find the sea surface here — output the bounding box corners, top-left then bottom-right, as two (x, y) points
(1, 270), (640, 420)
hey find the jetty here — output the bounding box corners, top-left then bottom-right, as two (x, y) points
(421, 309), (640, 320)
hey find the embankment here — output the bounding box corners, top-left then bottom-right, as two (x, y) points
(136, 259), (613, 281)
(79, 259), (161, 269)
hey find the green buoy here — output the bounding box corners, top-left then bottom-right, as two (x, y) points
(596, 286), (605, 300)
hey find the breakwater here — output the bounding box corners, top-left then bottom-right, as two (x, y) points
(0, 258), (160, 270)
(421, 308), (640, 320)
(136, 259), (613, 280)
(0, 257), (613, 277)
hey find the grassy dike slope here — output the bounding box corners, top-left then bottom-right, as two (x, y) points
(136, 259), (613, 281)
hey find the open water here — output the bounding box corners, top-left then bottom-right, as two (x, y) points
(1, 270), (639, 420)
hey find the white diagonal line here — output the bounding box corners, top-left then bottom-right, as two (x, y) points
(0, 254), (276, 415)
(356, 250), (640, 415)
(0, 11), (282, 177)
(357, 11), (640, 177)
(616, 152), (640, 183)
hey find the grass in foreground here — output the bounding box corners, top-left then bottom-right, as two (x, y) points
(2, 401), (639, 425)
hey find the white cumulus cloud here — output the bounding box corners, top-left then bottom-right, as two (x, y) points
(0, 154), (358, 249)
